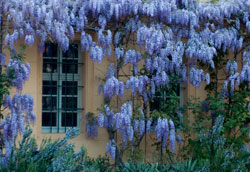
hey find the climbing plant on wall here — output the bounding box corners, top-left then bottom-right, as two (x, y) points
(0, 0), (249, 167)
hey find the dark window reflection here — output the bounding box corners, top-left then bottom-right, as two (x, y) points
(61, 113), (77, 127)
(62, 59), (78, 74)
(42, 96), (57, 110)
(62, 81), (77, 95)
(43, 59), (57, 73)
(43, 81), (57, 95)
(62, 44), (78, 59)
(42, 112), (56, 126)
(43, 43), (58, 57)
(62, 97), (77, 109)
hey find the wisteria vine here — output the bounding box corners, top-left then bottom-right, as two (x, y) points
(1, 0), (250, 164)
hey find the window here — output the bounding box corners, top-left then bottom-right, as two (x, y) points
(42, 43), (83, 133)
(150, 82), (183, 113)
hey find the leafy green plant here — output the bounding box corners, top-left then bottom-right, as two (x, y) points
(0, 126), (86, 172)
(169, 159), (197, 172)
(85, 155), (112, 172)
(183, 114), (250, 172)
(115, 162), (168, 172)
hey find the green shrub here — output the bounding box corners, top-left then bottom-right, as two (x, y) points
(0, 126), (86, 172)
(115, 162), (168, 172)
(84, 155), (112, 172)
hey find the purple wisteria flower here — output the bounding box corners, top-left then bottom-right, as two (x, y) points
(85, 114), (98, 139)
(169, 120), (176, 152)
(0, 53), (6, 66)
(98, 112), (105, 128)
(101, 76), (124, 99)
(176, 135), (182, 144)
(1, 92), (35, 164)
(146, 118), (152, 134)
(105, 139), (116, 160)
(7, 58), (31, 91)
(201, 101), (210, 112)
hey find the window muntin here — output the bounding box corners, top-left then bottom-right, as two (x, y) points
(42, 43), (83, 133)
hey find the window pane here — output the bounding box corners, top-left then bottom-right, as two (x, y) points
(62, 59), (78, 74)
(43, 81), (57, 95)
(150, 86), (181, 112)
(61, 113), (77, 127)
(43, 43), (58, 57)
(62, 97), (77, 109)
(42, 96), (57, 110)
(62, 44), (78, 59)
(42, 112), (56, 126)
(62, 81), (77, 95)
(43, 59), (57, 73)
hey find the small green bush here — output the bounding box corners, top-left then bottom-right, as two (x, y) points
(0, 126), (86, 172)
(84, 155), (112, 172)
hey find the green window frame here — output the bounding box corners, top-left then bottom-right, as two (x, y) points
(42, 43), (83, 133)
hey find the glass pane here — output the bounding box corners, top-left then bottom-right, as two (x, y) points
(43, 43), (58, 57)
(62, 59), (78, 74)
(61, 113), (77, 127)
(43, 81), (57, 95)
(62, 81), (77, 95)
(62, 97), (77, 109)
(42, 112), (56, 126)
(43, 59), (57, 73)
(42, 96), (57, 110)
(62, 44), (78, 59)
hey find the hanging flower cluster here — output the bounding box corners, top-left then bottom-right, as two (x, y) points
(115, 47), (124, 60)
(124, 49), (142, 75)
(0, 53), (6, 66)
(125, 76), (149, 96)
(154, 118), (176, 151)
(189, 67), (206, 88)
(105, 139), (116, 160)
(94, 102), (177, 159)
(137, 26), (168, 54)
(239, 51), (250, 84)
(226, 61), (238, 75)
(169, 120), (176, 152)
(89, 44), (104, 64)
(85, 113), (98, 139)
(1, 94), (35, 163)
(98, 29), (112, 57)
(81, 32), (92, 51)
(6, 58), (31, 91)
(212, 28), (243, 52)
(198, 0), (244, 21)
(154, 71), (169, 87)
(224, 60), (239, 91)
(115, 102), (134, 144)
(186, 31), (216, 68)
(99, 76), (124, 99)
(124, 50), (142, 65)
(172, 9), (199, 28)
(98, 105), (115, 129)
